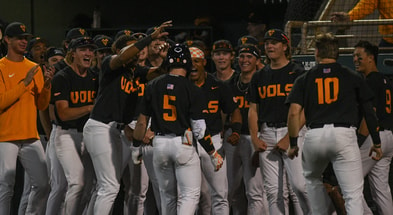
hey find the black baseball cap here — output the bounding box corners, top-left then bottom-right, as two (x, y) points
(5, 22), (32, 37)
(264, 29), (290, 44)
(94, 35), (113, 51)
(27, 37), (48, 52)
(114, 29), (133, 40)
(66, 27), (88, 41)
(68, 37), (97, 50)
(45, 47), (65, 61)
(237, 35), (259, 47)
(238, 44), (260, 58)
(212, 40), (233, 53)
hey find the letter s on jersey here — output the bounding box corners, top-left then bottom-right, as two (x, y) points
(258, 83), (293, 99)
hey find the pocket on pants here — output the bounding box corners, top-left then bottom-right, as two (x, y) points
(176, 144), (195, 165)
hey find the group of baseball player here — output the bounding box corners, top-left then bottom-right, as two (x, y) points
(0, 18), (392, 215)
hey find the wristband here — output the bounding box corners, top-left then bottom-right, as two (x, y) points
(133, 139), (143, 147)
(374, 143), (381, 148)
(289, 136), (298, 147)
(231, 122), (242, 134)
(134, 35), (152, 50)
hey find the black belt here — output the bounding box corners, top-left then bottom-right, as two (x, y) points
(379, 127), (391, 131)
(115, 123), (125, 130)
(156, 132), (182, 137)
(266, 122), (287, 128)
(59, 126), (83, 132)
(308, 123), (352, 129)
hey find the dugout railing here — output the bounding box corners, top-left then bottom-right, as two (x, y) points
(285, 19), (393, 55)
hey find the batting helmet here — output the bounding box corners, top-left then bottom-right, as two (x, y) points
(166, 43), (192, 73)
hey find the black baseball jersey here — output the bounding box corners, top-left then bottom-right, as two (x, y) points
(90, 56), (148, 124)
(139, 74), (207, 135)
(286, 62), (374, 127)
(51, 66), (98, 131)
(248, 61), (305, 124)
(227, 72), (251, 134)
(199, 73), (238, 135)
(365, 72), (393, 129)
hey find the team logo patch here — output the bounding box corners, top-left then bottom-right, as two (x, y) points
(124, 30), (132, 36)
(241, 37), (248, 45)
(323, 68), (331, 73)
(268, 29), (275, 37)
(167, 84), (174, 90)
(79, 28), (86, 35)
(101, 38), (109, 46)
(20, 24), (26, 32)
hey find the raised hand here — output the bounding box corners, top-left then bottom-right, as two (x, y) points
(23, 65), (40, 86)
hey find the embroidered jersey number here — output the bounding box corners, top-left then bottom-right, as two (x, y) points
(315, 77), (339, 104)
(163, 94), (177, 121)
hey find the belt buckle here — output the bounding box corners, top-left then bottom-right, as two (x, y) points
(116, 123), (125, 130)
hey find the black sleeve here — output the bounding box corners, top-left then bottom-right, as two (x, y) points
(360, 100), (381, 145)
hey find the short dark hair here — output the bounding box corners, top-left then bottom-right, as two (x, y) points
(354, 40), (379, 64)
(315, 32), (339, 60)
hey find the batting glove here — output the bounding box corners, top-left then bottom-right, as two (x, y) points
(209, 150), (223, 171)
(131, 146), (142, 165)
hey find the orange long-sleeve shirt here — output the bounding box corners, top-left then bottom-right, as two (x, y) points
(348, 0), (393, 43)
(0, 57), (51, 142)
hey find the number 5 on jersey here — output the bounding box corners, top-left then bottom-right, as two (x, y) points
(163, 94), (177, 121)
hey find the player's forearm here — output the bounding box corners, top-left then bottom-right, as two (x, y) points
(36, 86), (51, 110)
(248, 103), (259, 142)
(133, 114), (148, 142)
(39, 108), (52, 139)
(57, 105), (93, 121)
(0, 82), (28, 112)
(287, 104), (302, 138)
(110, 36), (152, 70)
(361, 101), (381, 145)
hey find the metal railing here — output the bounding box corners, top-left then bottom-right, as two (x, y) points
(285, 19), (393, 55)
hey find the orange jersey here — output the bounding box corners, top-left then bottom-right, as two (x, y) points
(348, 0), (393, 43)
(0, 57), (50, 142)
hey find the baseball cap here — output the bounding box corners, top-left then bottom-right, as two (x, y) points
(27, 37), (47, 52)
(68, 37), (97, 50)
(114, 29), (133, 40)
(65, 27), (88, 41)
(94, 35), (113, 51)
(238, 44), (260, 58)
(131, 32), (147, 40)
(237, 35), (259, 47)
(45, 47), (65, 61)
(189, 47), (205, 59)
(264, 29), (290, 44)
(212, 40), (233, 53)
(5, 22), (32, 37)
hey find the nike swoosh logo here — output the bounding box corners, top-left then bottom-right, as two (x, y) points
(211, 86), (219, 90)
(54, 92), (61, 96)
(289, 71), (295, 74)
(8, 73), (15, 77)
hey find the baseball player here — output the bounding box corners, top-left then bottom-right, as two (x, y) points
(44, 47), (68, 215)
(189, 46), (242, 215)
(132, 43), (224, 215)
(353, 40), (393, 215)
(211, 39), (238, 84)
(83, 21), (172, 215)
(223, 44), (269, 215)
(286, 32), (382, 214)
(0, 21), (52, 215)
(248, 29), (311, 215)
(51, 37), (98, 214)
